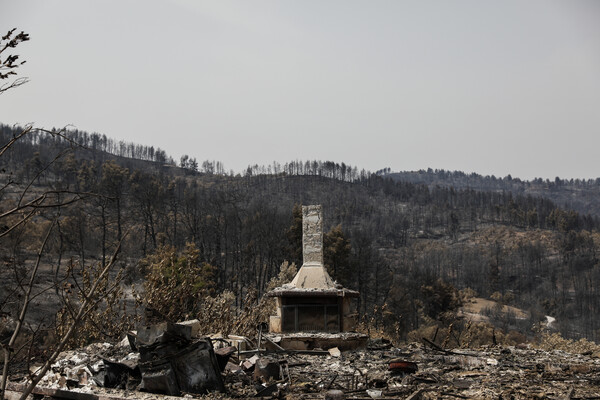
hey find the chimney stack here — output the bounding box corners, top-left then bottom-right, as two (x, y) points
(302, 205), (323, 266)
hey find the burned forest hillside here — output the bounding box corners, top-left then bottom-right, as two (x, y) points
(388, 169), (600, 218)
(2, 123), (600, 348)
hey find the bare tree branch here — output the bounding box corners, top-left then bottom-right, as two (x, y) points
(0, 190), (101, 240)
(0, 208), (38, 240)
(0, 29), (30, 96)
(11, 235), (125, 400)
(1, 218), (55, 398)
(0, 77), (28, 95)
(16, 148), (74, 208)
(0, 177), (15, 194)
(0, 126), (32, 158)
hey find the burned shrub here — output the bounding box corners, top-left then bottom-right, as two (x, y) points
(420, 279), (462, 321)
(140, 243), (216, 322)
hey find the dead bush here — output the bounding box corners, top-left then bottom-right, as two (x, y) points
(504, 330), (527, 346)
(459, 288), (477, 303)
(141, 243), (216, 322)
(356, 303), (401, 346)
(193, 261), (297, 337)
(406, 325), (441, 345)
(196, 290), (237, 336)
(55, 261), (140, 349)
(535, 332), (600, 354)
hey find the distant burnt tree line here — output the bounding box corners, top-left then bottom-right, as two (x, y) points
(2, 123), (600, 342)
(0, 124), (174, 167)
(389, 169), (600, 218)
(243, 160), (366, 182)
(389, 168), (600, 189)
(1, 124), (366, 182)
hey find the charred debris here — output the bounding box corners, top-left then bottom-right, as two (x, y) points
(5, 322), (600, 400)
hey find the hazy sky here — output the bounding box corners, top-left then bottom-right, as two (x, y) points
(1, 1), (599, 179)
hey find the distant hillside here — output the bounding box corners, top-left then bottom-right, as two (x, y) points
(2, 123), (600, 344)
(387, 169), (600, 218)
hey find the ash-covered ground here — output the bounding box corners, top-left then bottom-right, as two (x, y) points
(7, 336), (600, 400)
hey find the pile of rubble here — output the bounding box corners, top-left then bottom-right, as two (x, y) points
(6, 325), (600, 399)
(222, 342), (600, 399)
